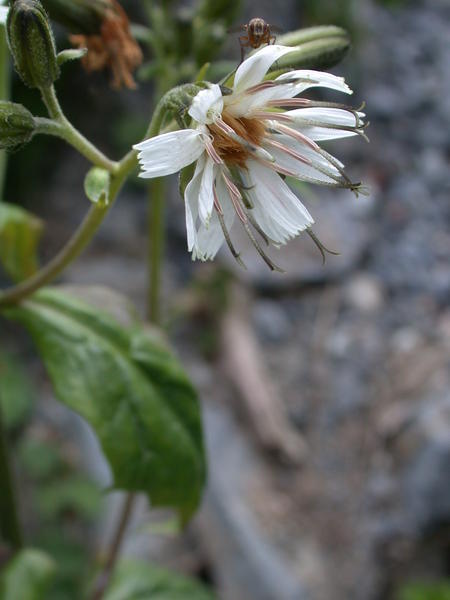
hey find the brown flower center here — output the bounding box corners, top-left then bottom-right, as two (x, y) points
(208, 112), (266, 167)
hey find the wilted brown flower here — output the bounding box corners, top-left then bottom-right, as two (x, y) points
(69, 0), (142, 89)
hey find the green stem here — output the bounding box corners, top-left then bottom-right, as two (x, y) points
(90, 493), (136, 600)
(88, 99), (169, 600)
(143, 2), (179, 320)
(0, 95), (168, 309)
(0, 202), (109, 306)
(0, 24), (11, 197)
(40, 86), (118, 172)
(148, 178), (165, 322)
(40, 84), (63, 120)
(89, 91), (169, 600)
(0, 405), (23, 551)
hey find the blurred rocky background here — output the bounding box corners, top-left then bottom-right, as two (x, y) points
(1, 0), (449, 599)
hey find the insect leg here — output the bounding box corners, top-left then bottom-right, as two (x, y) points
(238, 37), (250, 63)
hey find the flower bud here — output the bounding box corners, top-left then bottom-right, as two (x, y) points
(272, 26), (351, 72)
(7, 0), (60, 89)
(0, 101), (36, 151)
(163, 83), (206, 128)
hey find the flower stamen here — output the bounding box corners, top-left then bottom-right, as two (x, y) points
(212, 183), (224, 215)
(251, 111), (293, 122)
(266, 98), (310, 108)
(268, 123), (320, 151)
(213, 184), (246, 269)
(203, 134), (224, 165)
(259, 159), (299, 178)
(265, 138), (312, 166)
(245, 80), (278, 94)
(215, 117), (274, 163)
(223, 172), (247, 223)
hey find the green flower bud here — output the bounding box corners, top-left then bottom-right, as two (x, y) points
(272, 26), (351, 72)
(162, 83), (206, 128)
(7, 0), (60, 89)
(0, 101), (36, 151)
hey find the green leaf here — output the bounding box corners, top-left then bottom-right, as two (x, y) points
(104, 561), (216, 600)
(0, 549), (56, 600)
(0, 202), (43, 281)
(84, 167), (110, 206)
(0, 350), (34, 429)
(34, 530), (89, 600)
(4, 286), (206, 522)
(195, 62), (210, 82)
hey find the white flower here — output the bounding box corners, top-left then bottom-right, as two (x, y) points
(134, 45), (366, 269)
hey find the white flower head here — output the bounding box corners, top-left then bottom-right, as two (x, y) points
(188, 84), (223, 125)
(134, 45), (366, 270)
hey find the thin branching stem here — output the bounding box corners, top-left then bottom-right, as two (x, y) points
(0, 95), (167, 309)
(90, 494), (137, 600)
(40, 86), (119, 172)
(89, 76), (171, 599)
(148, 177), (165, 322)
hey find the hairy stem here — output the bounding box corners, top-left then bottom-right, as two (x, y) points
(40, 86), (118, 172)
(148, 178), (165, 322)
(0, 24), (11, 196)
(90, 94), (169, 600)
(0, 96), (168, 309)
(0, 202), (109, 306)
(0, 405), (23, 552)
(0, 84), (169, 594)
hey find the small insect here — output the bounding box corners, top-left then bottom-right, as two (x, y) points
(229, 18), (281, 63)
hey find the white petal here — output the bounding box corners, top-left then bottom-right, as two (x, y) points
(243, 160), (313, 244)
(282, 107), (364, 141)
(188, 84), (223, 125)
(266, 137), (343, 184)
(134, 129), (205, 178)
(276, 69), (353, 95)
(0, 6), (8, 22)
(273, 134), (345, 168)
(294, 126), (359, 141)
(198, 157), (215, 225)
(225, 82), (298, 118)
(192, 211), (224, 261)
(192, 173), (236, 261)
(184, 155), (206, 251)
(288, 107), (363, 127)
(234, 45), (298, 93)
(227, 71), (355, 118)
(215, 174), (236, 231)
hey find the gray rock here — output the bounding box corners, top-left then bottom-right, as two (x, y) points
(252, 300), (292, 343)
(344, 274), (384, 314)
(198, 403), (311, 600)
(401, 395), (450, 532)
